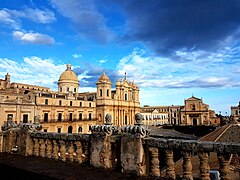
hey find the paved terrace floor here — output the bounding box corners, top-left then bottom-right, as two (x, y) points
(0, 153), (162, 180)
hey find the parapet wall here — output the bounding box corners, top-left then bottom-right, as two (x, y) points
(1, 113), (240, 179)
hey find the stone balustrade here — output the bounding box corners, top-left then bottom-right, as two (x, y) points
(0, 113), (240, 179)
(29, 132), (90, 164)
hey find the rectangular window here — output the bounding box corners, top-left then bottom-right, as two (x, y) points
(107, 89), (109, 97)
(45, 99), (48, 105)
(74, 88), (76, 92)
(58, 113), (62, 122)
(79, 113), (82, 120)
(44, 129), (47, 132)
(58, 128), (61, 133)
(80, 102), (82, 107)
(69, 113), (73, 121)
(89, 113), (92, 120)
(44, 113), (48, 122)
(23, 114), (28, 123)
(70, 101), (72, 106)
(89, 103), (91, 107)
(59, 100), (62, 106)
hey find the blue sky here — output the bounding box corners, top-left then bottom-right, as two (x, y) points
(0, 0), (239, 114)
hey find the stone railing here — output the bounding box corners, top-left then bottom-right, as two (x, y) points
(144, 138), (240, 180)
(29, 132), (90, 164)
(1, 113), (240, 179)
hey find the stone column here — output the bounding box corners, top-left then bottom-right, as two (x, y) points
(60, 140), (66, 161)
(218, 153), (231, 180)
(52, 140), (59, 160)
(75, 141), (83, 164)
(26, 137), (34, 156)
(68, 141), (74, 162)
(198, 152), (210, 180)
(84, 142), (89, 162)
(39, 139), (46, 157)
(33, 138), (40, 156)
(149, 147), (160, 177)
(182, 151), (193, 180)
(46, 139), (52, 159)
(120, 113), (149, 176)
(165, 149), (176, 179)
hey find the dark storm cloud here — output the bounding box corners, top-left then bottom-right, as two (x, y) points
(113, 0), (240, 55)
(73, 65), (119, 87)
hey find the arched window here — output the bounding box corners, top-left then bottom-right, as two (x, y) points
(66, 87), (69, 92)
(78, 126), (82, 133)
(192, 104), (196, 111)
(68, 126), (73, 133)
(107, 89), (109, 97)
(100, 89), (102, 96)
(125, 93), (127, 101)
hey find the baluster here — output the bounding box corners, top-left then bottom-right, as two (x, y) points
(26, 137), (34, 156)
(165, 149), (176, 179)
(75, 141), (83, 164)
(198, 152), (210, 180)
(33, 138), (40, 156)
(182, 151), (193, 180)
(46, 139), (53, 159)
(52, 140), (59, 160)
(39, 139), (46, 157)
(218, 153), (231, 180)
(68, 141), (74, 162)
(149, 147), (160, 177)
(60, 140), (66, 161)
(84, 142), (89, 162)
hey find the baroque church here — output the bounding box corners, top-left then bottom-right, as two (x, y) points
(0, 64), (140, 133)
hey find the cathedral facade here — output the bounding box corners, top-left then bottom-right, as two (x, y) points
(0, 64), (140, 133)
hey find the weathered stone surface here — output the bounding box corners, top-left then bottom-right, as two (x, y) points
(90, 133), (114, 169)
(121, 134), (146, 176)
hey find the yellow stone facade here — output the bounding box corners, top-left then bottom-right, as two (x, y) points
(0, 65), (140, 133)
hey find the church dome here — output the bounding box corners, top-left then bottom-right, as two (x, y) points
(58, 64), (78, 82)
(97, 73), (111, 84)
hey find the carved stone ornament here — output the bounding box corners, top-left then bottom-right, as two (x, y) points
(91, 114), (118, 135)
(121, 113), (150, 138)
(27, 116), (42, 132)
(135, 113), (143, 125)
(105, 114), (112, 125)
(1, 116), (18, 131)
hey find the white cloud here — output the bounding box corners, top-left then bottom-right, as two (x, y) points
(1, 7), (56, 26)
(117, 48), (240, 88)
(22, 8), (56, 24)
(0, 9), (20, 29)
(72, 53), (82, 58)
(99, 59), (107, 64)
(13, 30), (55, 45)
(0, 57), (66, 90)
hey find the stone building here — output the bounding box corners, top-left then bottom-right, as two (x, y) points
(231, 102), (240, 122)
(141, 96), (219, 126)
(141, 105), (182, 125)
(180, 96), (219, 125)
(0, 64), (140, 133)
(141, 109), (169, 126)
